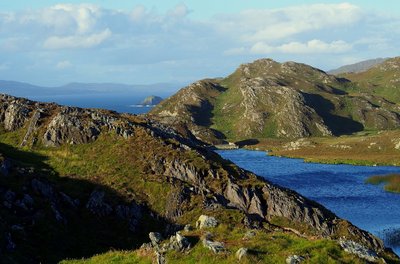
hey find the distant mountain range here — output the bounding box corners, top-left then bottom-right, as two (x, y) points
(0, 80), (181, 98)
(328, 58), (388, 75)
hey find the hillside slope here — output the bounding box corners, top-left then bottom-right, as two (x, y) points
(149, 59), (400, 144)
(0, 94), (397, 263)
(341, 57), (400, 103)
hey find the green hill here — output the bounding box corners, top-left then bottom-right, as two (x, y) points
(149, 58), (400, 144)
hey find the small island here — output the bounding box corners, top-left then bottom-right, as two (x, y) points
(140, 95), (163, 106)
(366, 174), (400, 193)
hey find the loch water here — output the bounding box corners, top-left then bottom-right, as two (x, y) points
(217, 149), (400, 254)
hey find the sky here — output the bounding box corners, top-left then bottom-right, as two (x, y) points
(0, 1), (399, 86)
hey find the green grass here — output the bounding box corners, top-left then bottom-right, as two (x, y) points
(60, 251), (152, 264)
(61, 228), (365, 264)
(366, 174), (400, 193)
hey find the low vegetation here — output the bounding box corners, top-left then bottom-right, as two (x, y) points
(246, 130), (400, 166)
(366, 174), (400, 193)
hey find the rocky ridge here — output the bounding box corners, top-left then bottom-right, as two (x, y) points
(0, 94), (397, 262)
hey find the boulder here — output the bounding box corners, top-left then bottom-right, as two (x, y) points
(196, 215), (218, 229)
(202, 238), (225, 254)
(166, 232), (191, 252)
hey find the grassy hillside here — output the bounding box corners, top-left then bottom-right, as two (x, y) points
(1, 94), (397, 263)
(341, 57), (400, 103)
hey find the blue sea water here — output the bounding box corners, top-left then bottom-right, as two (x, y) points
(28, 94), (154, 114)
(217, 149), (400, 254)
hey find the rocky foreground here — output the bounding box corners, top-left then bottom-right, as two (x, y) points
(0, 94), (398, 263)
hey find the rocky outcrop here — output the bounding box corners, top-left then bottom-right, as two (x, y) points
(339, 239), (378, 262)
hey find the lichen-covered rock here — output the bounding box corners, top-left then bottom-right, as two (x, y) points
(196, 215), (218, 229)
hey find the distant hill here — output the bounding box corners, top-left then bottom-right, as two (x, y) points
(328, 58), (388, 75)
(149, 58), (400, 144)
(340, 57), (400, 103)
(0, 80), (180, 98)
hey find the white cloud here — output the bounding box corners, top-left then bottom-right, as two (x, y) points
(130, 5), (146, 22)
(0, 3), (399, 85)
(56, 60), (72, 70)
(167, 3), (190, 18)
(46, 4), (101, 34)
(216, 3), (362, 42)
(43, 28), (112, 49)
(250, 40), (352, 54)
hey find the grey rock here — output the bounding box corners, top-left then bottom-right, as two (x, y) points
(14, 194), (34, 211)
(155, 251), (166, 264)
(60, 192), (80, 208)
(3, 190), (16, 209)
(31, 179), (54, 199)
(149, 232), (163, 246)
(86, 190), (112, 216)
(166, 232), (191, 252)
(202, 237), (225, 254)
(5, 232), (16, 251)
(3, 100), (31, 131)
(0, 158), (11, 176)
(196, 215), (218, 229)
(236, 247), (248, 260)
(115, 203), (142, 231)
(51, 201), (66, 224)
(339, 239), (378, 262)
(286, 255), (305, 264)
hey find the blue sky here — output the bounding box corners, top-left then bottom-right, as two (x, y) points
(0, 1), (399, 86)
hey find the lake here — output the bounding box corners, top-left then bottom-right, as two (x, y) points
(217, 149), (400, 254)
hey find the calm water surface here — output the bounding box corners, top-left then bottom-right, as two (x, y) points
(29, 94), (154, 114)
(217, 149), (400, 254)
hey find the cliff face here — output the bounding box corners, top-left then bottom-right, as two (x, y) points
(0, 94), (396, 262)
(149, 58), (400, 143)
